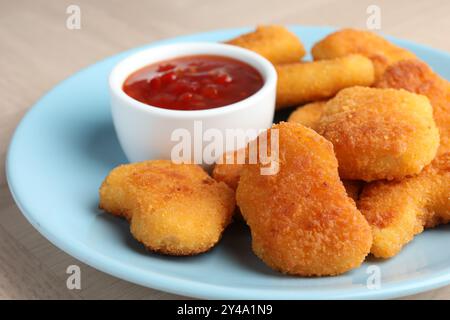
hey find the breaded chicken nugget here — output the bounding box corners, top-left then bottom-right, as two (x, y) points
(317, 86), (439, 181)
(276, 54), (374, 109)
(311, 28), (416, 79)
(359, 154), (450, 258)
(99, 160), (235, 256)
(287, 101), (327, 130)
(236, 122), (372, 276)
(212, 149), (245, 191)
(375, 59), (450, 156)
(358, 60), (450, 258)
(226, 25), (306, 64)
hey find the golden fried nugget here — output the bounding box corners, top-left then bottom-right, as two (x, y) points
(236, 122), (372, 276)
(212, 149), (246, 191)
(317, 86), (439, 181)
(358, 60), (450, 258)
(375, 59), (450, 156)
(311, 28), (416, 79)
(211, 150), (246, 221)
(212, 161), (242, 191)
(287, 101), (327, 130)
(226, 25), (306, 64)
(276, 55), (374, 109)
(359, 154), (450, 258)
(99, 160), (235, 256)
(99, 163), (144, 221)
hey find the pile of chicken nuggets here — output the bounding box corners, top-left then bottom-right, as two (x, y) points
(100, 26), (450, 276)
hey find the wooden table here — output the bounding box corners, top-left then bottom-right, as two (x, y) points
(1, 0), (449, 299)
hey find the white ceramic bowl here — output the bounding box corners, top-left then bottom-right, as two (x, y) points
(109, 42), (277, 166)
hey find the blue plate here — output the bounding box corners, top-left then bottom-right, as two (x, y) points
(7, 26), (450, 299)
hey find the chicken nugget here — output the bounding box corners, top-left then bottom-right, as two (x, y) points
(358, 60), (450, 258)
(375, 59), (450, 156)
(359, 153), (450, 258)
(226, 25), (306, 64)
(276, 54), (374, 109)
(317, 86), (439, 181)
(236, 122), (372, 276)
(99, 160), (235, 256)
(287, 101), (327, 130)
(212, 148), (246, 191)
(311, 28), (416, 79)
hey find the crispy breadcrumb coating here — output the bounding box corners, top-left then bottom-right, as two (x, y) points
(236, 122), (372, 276)
(99, 160), (235, 256)
(226, 25), (306, 64)
(287, 101), (327, 131)
(359, 154), (450, 258)
(212, 149), (246, 191)
(317, 86), (439, 181)
(375, 59), (450, 156)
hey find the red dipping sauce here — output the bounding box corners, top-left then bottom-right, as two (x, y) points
(123, 55), (264, 111)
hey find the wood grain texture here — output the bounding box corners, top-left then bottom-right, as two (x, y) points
(1, 0), (449, 299)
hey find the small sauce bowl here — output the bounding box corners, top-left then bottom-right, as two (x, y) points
(109, 42), (277, 165)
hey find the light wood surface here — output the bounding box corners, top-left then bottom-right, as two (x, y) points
(1, 0), (449, 300)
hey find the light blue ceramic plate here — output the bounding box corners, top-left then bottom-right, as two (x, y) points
(6, 26), (450, 300)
